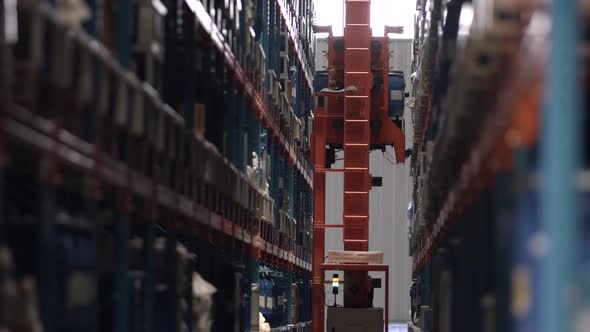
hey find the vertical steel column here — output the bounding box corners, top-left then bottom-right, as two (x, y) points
(224, 80), (238, 162)
(288, 164), (294, 216)
(246, 3), (262, 325)
(183, 3), (196, 135)
(512, 150), (540, 332)
(287, 255), (293, 324)
(247, 105), (262, 332)
(342, 0), (372, 308)
(540, 0), (582, 330)
(39, 183), (58, 332)
(248, 109), (262, 182)
(237, 93), (246, 170)
(247, 255), (259, 331)
(270, 140), (279, 225)
(237, 0), (247, 171)
(114, 0), (132, 329)
(494, 173), (515, 332)
(82, 197), (99, 332)
(342, 0), (371, 252)
(311, 98), (327, 332)
(0, 0), (13, 241)
(261, 0), (270, 100)
(116, 0), (131, 68)
(143, 221), (156, 332)
(86, 2), (101, 330)
(115, 214), (130, 332)
(0, 157), (3, 243)
(166, 226), (178, 331)
(296, 67), (302, 118)
(268, 0), (276, 76)
(39, 2), (58, 327)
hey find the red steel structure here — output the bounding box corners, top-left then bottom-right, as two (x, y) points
(312, 0), (406, 330)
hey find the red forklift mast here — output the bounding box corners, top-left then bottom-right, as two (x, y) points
(312, 1), (406, 330)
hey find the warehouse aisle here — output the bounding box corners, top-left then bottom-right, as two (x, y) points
(4, 0), (588, 331)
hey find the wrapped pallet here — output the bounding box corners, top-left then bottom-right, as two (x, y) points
(191, 273), (216, 332)
(259, 313), (271, 332)
(326, 250), (384, 265)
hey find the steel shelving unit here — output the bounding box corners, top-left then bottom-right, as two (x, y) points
(409, 0), (588, 331)
(0, 0), (315, 331)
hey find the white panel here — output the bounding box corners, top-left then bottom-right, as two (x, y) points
(389, 39), (413, 87)
(315, 38), (330, 72)
(368, 147), (413, 322)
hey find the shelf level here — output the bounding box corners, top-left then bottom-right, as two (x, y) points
(186, 0), (313, 188)
(5, 106), (312, 272)
(274, 0), (314, 89)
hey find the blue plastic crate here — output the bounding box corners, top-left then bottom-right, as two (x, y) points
(388, 71), (406, 119)
(314, 71), (328, 92)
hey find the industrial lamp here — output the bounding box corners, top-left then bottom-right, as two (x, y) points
(332, 274), (339, 295)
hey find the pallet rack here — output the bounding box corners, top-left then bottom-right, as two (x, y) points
(409, 0), (588, 331)
(0, 0), (316, 331)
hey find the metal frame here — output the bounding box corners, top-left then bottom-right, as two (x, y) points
(312, 0), (405, 330)
(540, 0), (581, 330)
(321, 263), (389, 331)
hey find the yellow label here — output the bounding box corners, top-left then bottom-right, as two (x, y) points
(512, 264), (532, 319)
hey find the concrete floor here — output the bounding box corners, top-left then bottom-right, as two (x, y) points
(388, 323), (408, 332)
